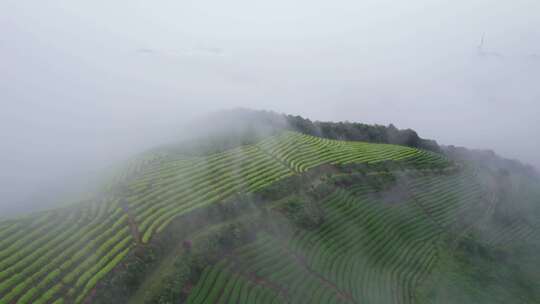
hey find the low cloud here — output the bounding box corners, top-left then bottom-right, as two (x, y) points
(528, 53), (540, 60)
(135, 46), (225, 57)
(136, 48), (157, 54)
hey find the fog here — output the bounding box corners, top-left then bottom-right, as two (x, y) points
(1, 0), (539, 215)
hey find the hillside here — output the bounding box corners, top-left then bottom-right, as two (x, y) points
(0, 111), (539, 304)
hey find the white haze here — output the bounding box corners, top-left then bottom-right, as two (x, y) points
(1, 0), (539, 215)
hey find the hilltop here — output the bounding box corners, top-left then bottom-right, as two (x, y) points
(0, 109), (538, 304)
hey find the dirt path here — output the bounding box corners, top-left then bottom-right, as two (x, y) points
(285, 248), (358, 304)
(255, 146), (298, 174)
(253, 238), (358, 304)
(216, 267), (293, 303)
(120, 201), (142, 244)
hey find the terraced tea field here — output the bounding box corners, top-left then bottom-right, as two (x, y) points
(4, 130), (533, 304)
(125, 131), (447, 244)
(0, 200), (132, 304)
(185, 170), (487, 304)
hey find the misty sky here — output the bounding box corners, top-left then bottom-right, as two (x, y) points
(1, 0), (539, 214)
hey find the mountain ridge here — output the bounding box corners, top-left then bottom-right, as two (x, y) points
(0, 110), (538, 304)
